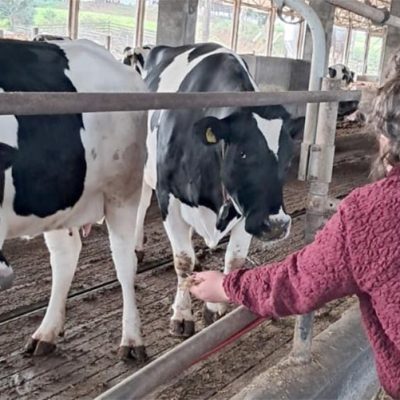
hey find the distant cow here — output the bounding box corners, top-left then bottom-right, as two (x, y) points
(33, 34), (70, 42)
(328, 63), (355, 86)
(123, 45), (153, 75)
(0, 39), (147, 360)
(132, 43), (302, 336)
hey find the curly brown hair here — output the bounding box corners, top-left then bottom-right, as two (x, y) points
(369, 72), (400, 180)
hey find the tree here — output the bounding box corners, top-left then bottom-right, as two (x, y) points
(0, 0), (35, 30)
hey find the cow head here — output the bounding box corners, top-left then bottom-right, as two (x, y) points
(328, 64), (355, 86)
(194, 107), (297, 243)
(0, 143), (17, 290)
(122, 45), (153, 76)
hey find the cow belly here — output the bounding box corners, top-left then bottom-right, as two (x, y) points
(180, 202), (238, 248)
(5, 193), (104, 239)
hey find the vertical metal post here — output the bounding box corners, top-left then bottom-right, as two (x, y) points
(106, 35), (111, 50)
(68, 0), (80, 39)
(231, 0), (241, 51)
(344, 26), (352, 66)
(32, 27), (39, 39)
(297, 20), (306, 60)
(0, 29), (3, 38)
(135, 0), (146, 47)
(284, 0), (326, 182)
(290, 77), (341, 364)
(266, 6), (276, 56)
(363, 30), (371, 75)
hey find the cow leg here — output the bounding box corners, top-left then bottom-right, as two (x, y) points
(163, 200), (195, 337)
(134, 179), (153, 263)
(27, 228), (81, 355)
(203, 220), (252, 325)
(105, 201), (146, 361)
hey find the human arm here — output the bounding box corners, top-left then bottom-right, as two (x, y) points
(191, 204), (359, 318)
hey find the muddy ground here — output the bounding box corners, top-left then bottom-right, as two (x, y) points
(0, 123), (375, 399)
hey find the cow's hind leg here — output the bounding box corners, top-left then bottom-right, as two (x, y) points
(105, 200), (146, 361)
(203, 220), (252, 325)
(134, 179), (153, 263)
(26, 228), (81, 355)
(163, 199), (195, 337)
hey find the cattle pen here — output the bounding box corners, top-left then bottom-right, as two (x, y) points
(1, 0), (400, 399)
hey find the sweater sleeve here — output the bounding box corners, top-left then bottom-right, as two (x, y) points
(223, 204), (358, 318)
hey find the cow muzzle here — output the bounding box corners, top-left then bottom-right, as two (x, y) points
(256, 213), (292, 243)
(0, 253), (14, 291)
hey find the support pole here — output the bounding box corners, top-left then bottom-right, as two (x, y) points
(231, 0), (241, 51)
(290, 77), (341, 364)
(135, 0), (145, 47)
(31, 27), (39, 39)
(266, 6), (276, 56)
(281, 0), (326, 181)
(105, 35), (111, 51)
(68, 0), (80, 39)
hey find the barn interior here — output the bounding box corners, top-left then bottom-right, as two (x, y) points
(0, 0), (399, 399)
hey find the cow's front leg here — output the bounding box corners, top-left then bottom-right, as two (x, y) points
(163, 199), (195, 337)
(27, 228), (81, 355)
(105, 199), (146, 361)
(203, 220), (252, 325)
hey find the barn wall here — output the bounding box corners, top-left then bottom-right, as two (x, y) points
(241, 54), (311, 117)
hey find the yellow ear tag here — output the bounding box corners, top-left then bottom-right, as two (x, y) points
(205, 127), (217, 143)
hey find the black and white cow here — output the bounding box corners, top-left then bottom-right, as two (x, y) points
(328, 63), (355, 86)
(0, 39), (148, 360)
(123, 45), (153, 75)
(132, 43), (300, 335)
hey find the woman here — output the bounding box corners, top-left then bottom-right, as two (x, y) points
(190, 73), (400, 398)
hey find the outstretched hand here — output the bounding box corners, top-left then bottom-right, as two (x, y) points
(188, 271), (230, 303)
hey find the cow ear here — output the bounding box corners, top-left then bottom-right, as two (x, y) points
(328, 67), (336, 78)
(0, 143), (17, 170)
(193, 117), (228, 145)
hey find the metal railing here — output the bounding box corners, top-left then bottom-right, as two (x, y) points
(0, 89), (360, 116)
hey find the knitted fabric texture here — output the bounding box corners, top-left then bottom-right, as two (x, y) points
(223, 166), (400, 398)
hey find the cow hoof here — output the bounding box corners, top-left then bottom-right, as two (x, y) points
(169, 319), (195, 338)
(25, 338), (56, 356)
(135, 250), (145, 264)
(118, 345), (148, 362)
(202, 304), (223, 326)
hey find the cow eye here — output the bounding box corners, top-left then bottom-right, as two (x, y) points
(240, 151), (247, 159)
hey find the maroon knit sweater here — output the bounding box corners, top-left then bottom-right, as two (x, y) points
(223, 166), (400, 398)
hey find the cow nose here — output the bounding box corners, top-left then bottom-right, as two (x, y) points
(258, 213), (291, 242)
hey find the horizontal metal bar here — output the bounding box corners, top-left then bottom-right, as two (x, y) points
(326, 0), (400, 29)
(96, 307), (261, 400)
(0, 90), (361, 116)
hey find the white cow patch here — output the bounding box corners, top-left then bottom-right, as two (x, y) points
(253, 114), (282, 158)
(0, 260), (13, 290)
(180, 201), (240, 249)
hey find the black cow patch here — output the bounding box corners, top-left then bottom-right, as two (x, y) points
(0, 39), (86, 217)
(188, 43), (221, 62)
